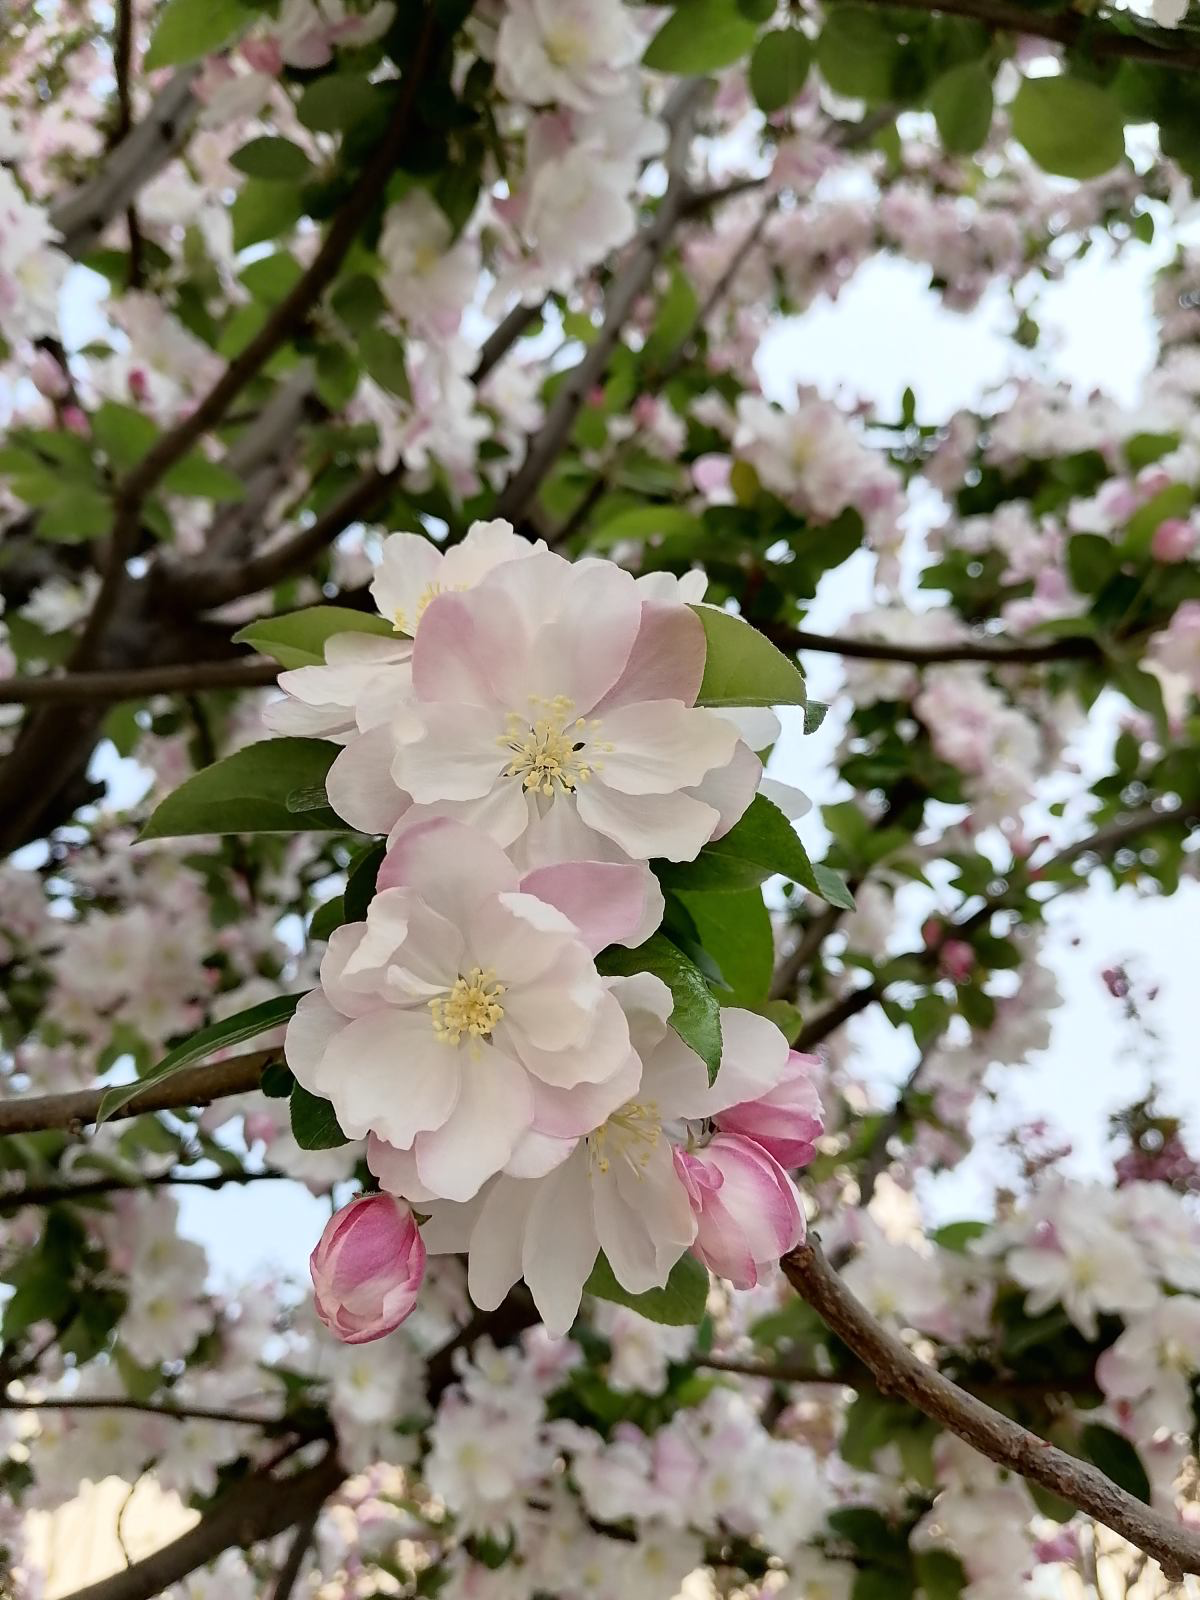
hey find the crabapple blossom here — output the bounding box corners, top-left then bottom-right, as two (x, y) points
(495, 0), (642, 112)
(310, 1193), (427, 1344)
(287, 819), (659, 1202)
(715, 1050), (824, 1168)
(674, 1134), (805, 1289)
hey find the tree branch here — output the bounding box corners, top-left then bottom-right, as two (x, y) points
(0, 658), (279, 705)
(111, 0), (143, 289)
(767, 623), (1101, 667)
(2, 1393), (280, 1428)
(841, 0), (1200, 73)
(0, 1167), (292, 1211)
(784, 1238), (1200, 1582)
(0, 1049), (274, 1137)
(271, 1509), (321, 1600)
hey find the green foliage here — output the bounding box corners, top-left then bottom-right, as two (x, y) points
(290, 1084), (351, 1150)
(233, 605), (397, 667)
(817, 9), (899, 103)
(1081, 1423), (1152, 1504)
(749, 28), (813, 113)
(231, 138), (316, 183)
(231, 180), (306, 252)
(96, 993), (302, 1123)
(928, 62), (993, 155)
(643, 0), (759, 74)
(1010, 76), (1126, 181)
(692, 605), (807, 708)
(676, 888), (773, 1005)
(661, 794), (855, 910)
(139, 738), (345, 839)
(144, 0), (247, 68)
(598, 934), (723, 1082)
(584, 1250), (710, 1325)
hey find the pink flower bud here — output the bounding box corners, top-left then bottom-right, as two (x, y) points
(60, 406), (89, 437)
(673, 1134), (804, 1290)
(1151, 517), (1195, 563)
(716, 1050), (824, 1168)
(127, 368), (150, 405)
(30, 349), (69, 399)
(938, 939), (974, 984)
(241, 36), (284, 75)
(310, 1193), (425, 1344)
(1101, 966), (1129, 999)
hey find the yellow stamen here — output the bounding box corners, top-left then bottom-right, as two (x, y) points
(429, 968), (506, 1047)
(498, 695), (613, 798)
(588, 1101), (661, 1176)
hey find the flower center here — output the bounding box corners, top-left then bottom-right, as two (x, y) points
(499, 695), (610, 798)
(429, 968), (506, 1047)
(392, 582), (445, 636)
(588, 1100), (661, 1176)
(544, 24), (589, 69)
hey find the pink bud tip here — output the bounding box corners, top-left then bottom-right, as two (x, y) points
(310, 1193), (425, 1345)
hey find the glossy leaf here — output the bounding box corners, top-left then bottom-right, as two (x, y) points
(585, 1250), (710, 1325)
(692, 605), (807, 708)
(139, 738), (344, 839)
(233, 605), (397, 669)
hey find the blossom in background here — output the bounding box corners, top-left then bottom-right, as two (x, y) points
(495, 0), (642, 112)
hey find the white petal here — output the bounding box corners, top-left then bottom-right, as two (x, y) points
(321, 1009), (462, 1145)
(522, 1153), (600, 1336)
(575, 781), (721, 862)
(414, 1047), (535, 1201)
(389, 702), (506, 802)
(326, 725), (411, 834)
(378, 817), (517, 925)
(284, 991), (345, 1089)
(598, 701), (740, 794)
(467, 1177), (538, 1311)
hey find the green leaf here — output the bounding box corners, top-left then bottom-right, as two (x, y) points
(749, 28), (813, 113)
(804, 699), (829, 735)
(590, 506), (701, 550)
(677, 888), (773, 1006)
(96, 993), (302, 1123)
(644, 266), (699, 368)
(598, 935), (722, 1084)
(92, 402), (160, 469)
(928, 62), (993, 155)
(144, 0), (246, 67)
(1010, 76), (1125, 180)
(297, 73), (377, 133)
(692, 605), (807, 708)
(162, 454), (246, 503)
(139, 738), (344, 839)
(231, 179), (304, 252)
(662, 794), (855, 910)
(643, 0), (758, 74)
(233, 604), (397, 668)
(1081, 1423), (1151, 1504)
(816, 9), (898, 102)
(241, 252), (305, 303)
(38, 486), (113, 543)
(915, 1551), (967, 1600)
(309, 895), (346, 943)
(231, 137), (315, 183)
(1066, 532), (1118, 595)
(290, 1085), (350, 1150)
(585, 1250), (709, 1325)
(345, 841), (386, 921)
(1122, 481), (1193, 557)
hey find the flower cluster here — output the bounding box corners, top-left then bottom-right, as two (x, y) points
(280, 522), (820, 1338)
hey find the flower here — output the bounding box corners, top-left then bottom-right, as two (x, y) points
(286, 819), (659, 1202)
(495, 0), (641, 112)
(379, 551), (750, 864)
(379, 188), (480, 338)
(674, 1134), (805, 1289)
(715, 1049), (824, 1168)
(410, 991), (794, 1333)
(310, 1192), (426, 1344)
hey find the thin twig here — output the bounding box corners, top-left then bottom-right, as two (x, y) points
(0, 1167), (293, 1211)
(0, 658), (279, 705)
(784, 1238), (1200, 1582)
(2, 1392), (278, 1427)
(271, 1509), (321, 1600)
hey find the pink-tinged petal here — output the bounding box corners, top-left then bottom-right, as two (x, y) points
(593, 600), (707, 712)
(320, 1009), (462, 1146)
(326, 725), (412, 835)
(505, 1127), (578, 1178)
(285, 991), (346, 1086)
(370, 531), (442, 632)
(412, 588), (528, 708)
(716, 1050), (824, 1168)
(310, 1193), (425, 1344)
(686, 740), (761, 841)
(467, 891), (584, 985)
(414, 1047), (536, 1201)
(575, 782), (721, 862)
(337, 888), (463, 1000)
(678, 1134), (804, 1289)
(418, 1190), (488, 1255)
(593, 1141), (696, 1294)
(353, 660), (415, 732)
(319, 924), (387, 1017)
(520, 560), (643, 711)
(378, 817), (518, 924)
(522, 1152), (601, 1335)
(606, 972), (674, 1059)
(518, 860), (664, 955)
(651, 1007), (792, 1120)
(529, 1043), (642, 1136)
(389, 701), (506, 803)
(504, 978), (630, 1090)
(367, 1134), (438, 1204)
(467, 1176), (538, 1310)
(598, 701), (740, 795)
(439, 518), (543, 587)
(324, 631), (413, 668)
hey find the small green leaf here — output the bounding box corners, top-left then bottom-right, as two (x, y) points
(92, 402), (160, 469)
(297, 73), (377, 133)
(290, 1085), (350, 1150)
(231, 137), (315, 183)
(1010, 76), (1125, 180)
(749, 28), (813, 114)
(914, 1551), (967, 1600)
(643, 0), (758, 74)
(589, 507), (702, 550)
(261, 1061), (296, 1099)
(231, 179), (304, 252)
(309, 895), (346, 943)
(585, 1250), (709, 1325)
(139, 738), (344, 839)
(804, 699), (829, 735)
(144, 0), (246, 67)
(677, 888), (773, 1006)
(816, 9), (898, 103)
(644, 266), (699, 368)
(661, 794), (854, 909)
(233, 605), (397, 668)
(928, 62), (993, 155)
(598, 934), (722, 1083)
(345, 841), (386, 921)
(38, 486), (113, 543)
(1066, 532), (1118, 595)
(96, 993), (302, 1123)
(1081, 1423), (1152, 1504)
(692, 605), (807, 708)
(162, 454), (246, 503)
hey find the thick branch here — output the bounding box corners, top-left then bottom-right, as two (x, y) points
(784, 1238), (1200, 1582)
(0, 1049), (273, 1137)
(842, 0), (1200, 73)
(770, 624), (1101, 667)
(0, 658), (278, 705)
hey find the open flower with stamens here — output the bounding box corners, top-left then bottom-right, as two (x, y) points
(347, 550), (751, 864)
(285, 819), (661, 1203)
(400, 984), (794, 1333)
(263, 519), (540, 757)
